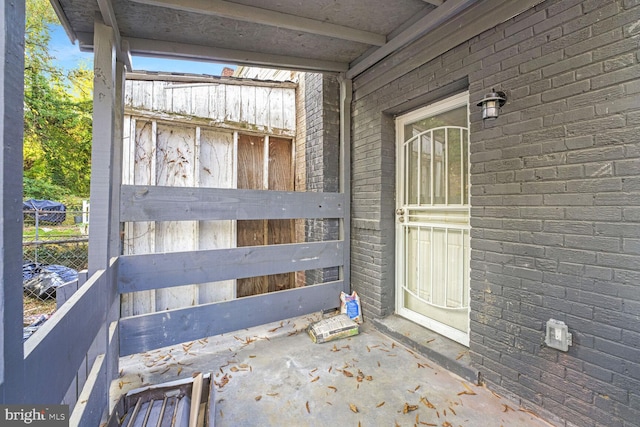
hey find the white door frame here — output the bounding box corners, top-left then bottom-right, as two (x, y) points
(395, 92), (471, 346)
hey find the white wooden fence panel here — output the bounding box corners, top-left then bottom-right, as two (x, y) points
(283, 88), (295, 131)
(122, 119), (157, 316)
(170, 85), (192, 115)
(192, 84), (211, 118)
(269, 88), (284, 129)
(152, 80), (168, 111)
(209, 84), (226, 122)
(131, 80), (153, 110)
(240, 85), (256, 125)
(226, 84), (241, 123)
(255, 86), (270, 128)
(125, 80), (296, 134)
(198, 129), (236, 303)
(155, 124), (198, 311)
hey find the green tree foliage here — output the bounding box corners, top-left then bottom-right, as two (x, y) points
(24, 0), (93, 199)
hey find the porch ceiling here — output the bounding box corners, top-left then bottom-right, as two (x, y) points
(51, 0), (478, 75)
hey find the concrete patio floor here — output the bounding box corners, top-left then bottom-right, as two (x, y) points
(113, 313), (554, 427)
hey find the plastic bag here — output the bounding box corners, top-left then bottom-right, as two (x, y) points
(340, 291), (362, 323)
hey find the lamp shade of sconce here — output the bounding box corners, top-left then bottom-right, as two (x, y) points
(477, 90), (507, 120)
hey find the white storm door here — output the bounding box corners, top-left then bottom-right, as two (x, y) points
(395, 92), (471, 346)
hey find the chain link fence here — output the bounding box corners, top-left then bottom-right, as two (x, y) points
(22, 206), (89, 335)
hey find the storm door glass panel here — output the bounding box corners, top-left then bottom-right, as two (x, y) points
(433, 129), (446, 205)
(447, 127), (463, 205)
(420, 134), (431, 205)
(396, 93), (470, 346)
(407, 139), (419, 205)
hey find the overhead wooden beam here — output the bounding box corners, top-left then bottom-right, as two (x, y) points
(49, 0), (77, 43)
(96, 0), (133, 69)
(128, 0), (386, 46)
(422, 0), (444, 5)
(346, 0), (477, 78)
(125, 37), (349, 73)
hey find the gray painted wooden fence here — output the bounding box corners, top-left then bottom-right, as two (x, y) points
(118, 184), (345, 355)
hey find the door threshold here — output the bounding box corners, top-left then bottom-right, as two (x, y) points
(371, 315), (479, 385)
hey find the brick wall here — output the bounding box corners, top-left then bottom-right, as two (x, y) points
(305, 73), (341, 284)
(351, 0), (640, 425)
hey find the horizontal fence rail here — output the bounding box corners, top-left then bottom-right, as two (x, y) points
(118, 240), (343, 293)
(119, 280), (344, 356)
(23, 267), (111, 403)
(120, 185), (345, 221)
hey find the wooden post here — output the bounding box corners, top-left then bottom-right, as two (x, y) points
(89, 18), (118, 274)
(338, 75), (352, 293)
(0, 0), (25, 403)
(86, 18), (122, 412)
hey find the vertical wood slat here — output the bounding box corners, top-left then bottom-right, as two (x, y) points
(122, 119), (157, 316)
(282, 88), (295, 131)
(237, 134), (267, 297)
(255, 86), (270, 127)
(198, 129), (236, 303)
(240, 85), (256, 124)
(155, 124), (198, 311)
(192, 85), (210, 117)
(209, 84), (225, 121)
(0, 0), (25, 402)
(226, 85), (241, 122)
(268, 137), (295, 292)
(269, 88), (284, 129)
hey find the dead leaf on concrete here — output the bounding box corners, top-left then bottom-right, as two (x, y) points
(402, 403), (418, 414)
(376, 401), (385, 408)
(420, 397), (435, 409)
(349, 403), (359, 413)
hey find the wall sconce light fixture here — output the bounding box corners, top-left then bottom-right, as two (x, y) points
(477, 90), (507, 120)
